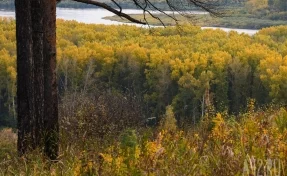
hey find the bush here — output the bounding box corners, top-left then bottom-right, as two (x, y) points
(59, 91), (145, 147)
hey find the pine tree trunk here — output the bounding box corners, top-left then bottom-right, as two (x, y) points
(15, 0), (35, 155)
(16, 0), (58, 159)
(43, 0), (59, 160)
(31, 0), (45, 150)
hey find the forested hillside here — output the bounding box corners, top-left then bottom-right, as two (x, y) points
(1, 18), (287, 127)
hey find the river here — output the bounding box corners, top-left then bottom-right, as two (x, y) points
(0, 8), (258, 35)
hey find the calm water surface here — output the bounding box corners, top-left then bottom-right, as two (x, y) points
(0, 8), (258, 35)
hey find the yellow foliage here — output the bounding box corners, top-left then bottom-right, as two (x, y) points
(212, 113), (231, 142)
(160, 106), (177, 132)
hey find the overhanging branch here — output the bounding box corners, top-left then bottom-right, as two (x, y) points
(72, 0), (147, 25)
(71, 0), (221, 26)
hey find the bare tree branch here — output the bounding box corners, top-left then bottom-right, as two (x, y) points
(71, 0), (221, 26)
(111, 0), (122, 14)
(73, 0), (147, 24)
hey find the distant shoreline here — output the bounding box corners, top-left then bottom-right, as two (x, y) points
(103, 13), (287, 30)
(0, 7), (284, 34)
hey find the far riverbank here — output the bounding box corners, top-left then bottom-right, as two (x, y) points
(0, 8), (259, 35)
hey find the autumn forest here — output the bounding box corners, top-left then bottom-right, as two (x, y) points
(0, 0), (287, 174)
(1, 20), (287, 124)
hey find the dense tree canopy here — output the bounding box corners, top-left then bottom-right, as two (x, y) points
(1, 19), (287, 127)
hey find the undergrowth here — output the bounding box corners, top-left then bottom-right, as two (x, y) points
(0, 106), (287, 175)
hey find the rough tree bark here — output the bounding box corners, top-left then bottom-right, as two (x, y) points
(15, 0), (34, 156)
(43, 0), (58, 160)
(16, 0), (58, 159)
(31, 0), (45, 150)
